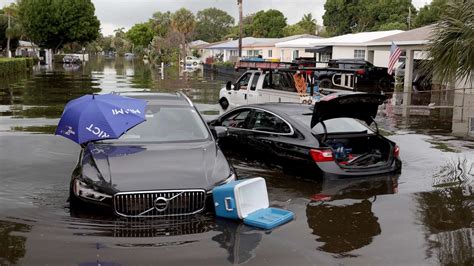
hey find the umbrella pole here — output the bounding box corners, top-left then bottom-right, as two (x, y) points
(106, 155), (112, 184)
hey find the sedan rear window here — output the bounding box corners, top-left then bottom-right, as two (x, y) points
(114, 106), (210, 142)
(293, 115), (374, 134)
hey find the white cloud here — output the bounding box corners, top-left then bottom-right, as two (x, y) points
(1, 0), (433, 36)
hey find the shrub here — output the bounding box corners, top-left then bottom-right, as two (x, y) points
(0, 58), (33, 77)
(53, 54), (65, 63)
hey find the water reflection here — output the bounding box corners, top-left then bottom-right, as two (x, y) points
(416, 188), (473, 265)
(212, 219), (262, 264)
(68, 211), (215, 238)
(0, 57), (226, 128)
(0, 220), (32, 265)
(415, 158), (473, 265)
(307, 175), (398, 256)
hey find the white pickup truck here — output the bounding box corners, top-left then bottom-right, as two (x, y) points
(218, 70), (319, 113)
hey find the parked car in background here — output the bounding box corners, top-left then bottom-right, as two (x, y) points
(395, 59), (432, 90)
(69, 92), (235, 217)
(63, 55), (81, 64)
(180, 56), (203, 67)
(124, 53), (135, 60)
(210, 92), (401, 178)
(313, 59), (394, 93)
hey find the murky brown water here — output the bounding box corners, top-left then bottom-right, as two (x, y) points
(0, 58), (472, 265)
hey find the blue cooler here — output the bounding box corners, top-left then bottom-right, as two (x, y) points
(212, 177), (294, 229)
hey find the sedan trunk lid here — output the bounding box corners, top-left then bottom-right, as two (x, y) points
(310, 93), (387, 128)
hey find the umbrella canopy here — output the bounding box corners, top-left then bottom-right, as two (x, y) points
(55, 93), (146, 144)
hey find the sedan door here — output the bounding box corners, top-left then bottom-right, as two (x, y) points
(214, 108), (253, 150)
(245, 109), (295, 156)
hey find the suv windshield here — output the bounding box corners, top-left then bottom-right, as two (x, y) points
(110, 106), (210, 142)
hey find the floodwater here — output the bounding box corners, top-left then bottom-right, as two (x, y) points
(0, 58), (472, 265)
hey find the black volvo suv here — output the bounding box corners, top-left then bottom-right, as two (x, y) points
(69, 92), (235, 217)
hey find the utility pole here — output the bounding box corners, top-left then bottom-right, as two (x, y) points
(238, 0), (243, 58)
(6, 14), (11, 58)
(408, 6), (411, 30)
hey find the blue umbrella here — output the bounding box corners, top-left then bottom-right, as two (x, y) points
(55, 93), (146, 144)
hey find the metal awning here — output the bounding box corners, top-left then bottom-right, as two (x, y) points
(305, 46), (332, 53)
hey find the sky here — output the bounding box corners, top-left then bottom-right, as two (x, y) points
(1, 0), (433, 36)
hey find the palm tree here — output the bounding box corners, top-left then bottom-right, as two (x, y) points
(171, 8), (196, 67)
(1, 3), (21, 57)
(298, 13), (317, 35)
(426, 0), (473, 85)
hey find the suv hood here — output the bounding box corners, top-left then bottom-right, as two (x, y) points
(311, 93), (387, 128)
(82, 142), (230, 192)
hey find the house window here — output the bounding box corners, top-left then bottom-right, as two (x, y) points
(280, 50), (285, 61)
(292, 50), (299, 60)
(268, 50), (273, 58)
(320, 53), (331, 62)
(354, 49), (365, 59)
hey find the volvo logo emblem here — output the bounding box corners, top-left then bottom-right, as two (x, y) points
(154, 197), (169, 212)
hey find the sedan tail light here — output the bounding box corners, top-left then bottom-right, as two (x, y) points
(393, 145), (400, 158)
(310, 149), (334, 162)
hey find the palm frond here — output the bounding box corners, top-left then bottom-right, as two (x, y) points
(425, 0), (474, 85)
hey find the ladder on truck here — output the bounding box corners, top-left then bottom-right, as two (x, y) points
(234, 60), (295, 71)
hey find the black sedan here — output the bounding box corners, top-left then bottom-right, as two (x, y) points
(69, 92), (235, 217)
(209, 93), (401, 178)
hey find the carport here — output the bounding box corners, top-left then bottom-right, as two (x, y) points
(366, 25), (436, 116)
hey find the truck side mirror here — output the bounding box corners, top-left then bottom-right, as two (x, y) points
(226, 81), (232, 91)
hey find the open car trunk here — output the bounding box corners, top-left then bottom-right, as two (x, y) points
(322, 134), (393, 169)
(310, 92), (395, 170)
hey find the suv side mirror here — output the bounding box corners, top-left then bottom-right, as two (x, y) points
(226, 81), (232, 90)
(211, 126), (228, 139)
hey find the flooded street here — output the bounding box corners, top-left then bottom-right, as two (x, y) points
(0, 58), (472, 265)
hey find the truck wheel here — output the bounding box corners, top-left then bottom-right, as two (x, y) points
(219, 97), (229, 110)
(377, 77), (391, 92)
(319, 78), (333, 89)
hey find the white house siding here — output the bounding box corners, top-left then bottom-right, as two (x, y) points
(373, 50), (391, 67)
(452, 74), (474, 137)
(278, 48), (313, 62)
(332, 46), (367, 60)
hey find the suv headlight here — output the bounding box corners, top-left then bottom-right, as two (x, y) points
(73, 179), (111, 202)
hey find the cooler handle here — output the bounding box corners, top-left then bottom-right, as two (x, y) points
(224, 197), (234, 211)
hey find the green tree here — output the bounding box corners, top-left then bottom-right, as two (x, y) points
(283, 24), (306, 36)
(171, 8), (196, 65)
(323, 0), (415, 36)
(0, 3), (22, 57)
(426, 0), (473, 85)
(298, 13), (317, 34)
(126, 22), (154, 48)
(111, 27), (131, 56)
(226, 13), (255, 39)
(18, 0), (100, 51)
(250, 9), (287, 38)
(414, 0), (448, 27)
(150, 11), (172, 38)
(195, 8), (234, 42)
